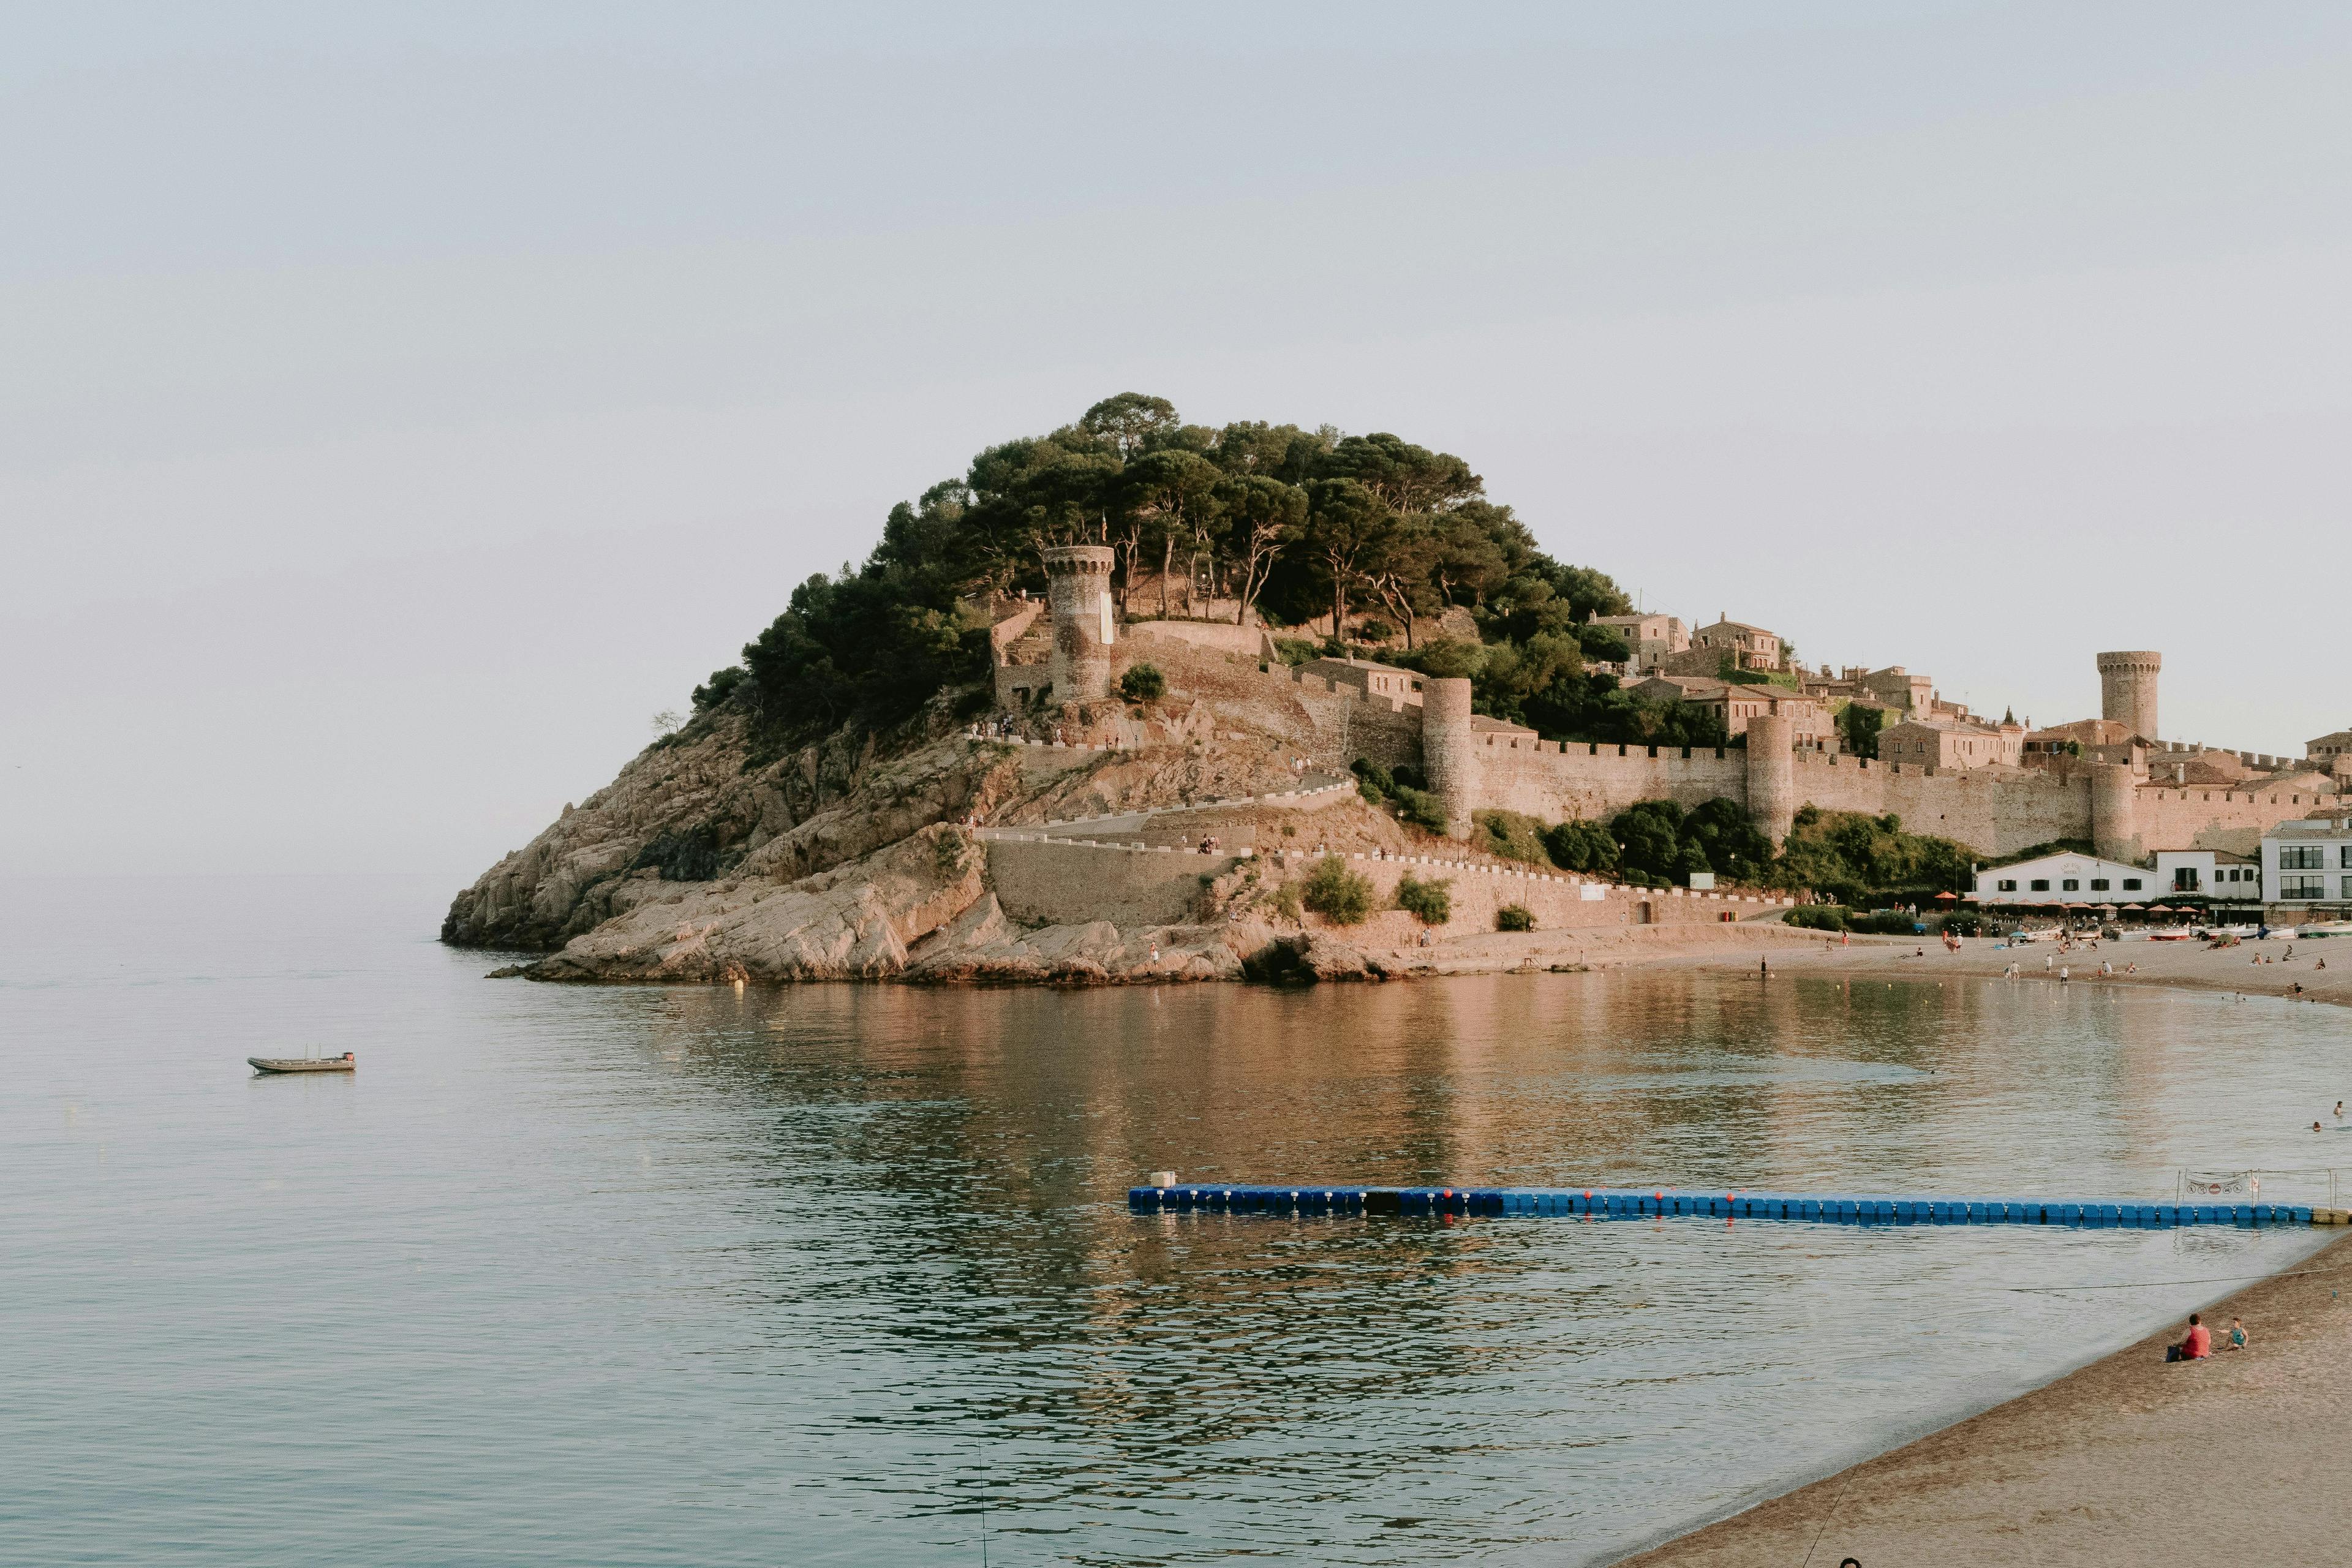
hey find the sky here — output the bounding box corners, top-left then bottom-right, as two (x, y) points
(6, 2), (2350, 880)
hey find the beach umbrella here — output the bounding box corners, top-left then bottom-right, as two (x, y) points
(2121, 903), (2145, 910)
(2097, 903), (2118, 913)
(2146, 903), (2174, 913)
(1933, 891), (1958, 902)
(2065, 902), (2091, 910)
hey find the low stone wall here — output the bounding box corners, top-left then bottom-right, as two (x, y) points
(1121, 620), (1270, 660)
(987, 831), (1787, 935)
(984, 837), (1235, 927)
(1269, 852), (1778, 935)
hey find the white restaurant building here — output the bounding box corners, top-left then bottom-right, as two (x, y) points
(1971, 850), (2154, 907)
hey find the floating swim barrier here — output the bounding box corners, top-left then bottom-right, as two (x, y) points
(1126, 1183), (2350, 1227)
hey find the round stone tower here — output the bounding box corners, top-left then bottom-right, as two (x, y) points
(1421, 677), (1477, 840)
(2096, 650), (2161, 741)
(1042, 544), (1116, 703)
(1744, 710), (1797, 845)
(2090, 761), (2142, 864)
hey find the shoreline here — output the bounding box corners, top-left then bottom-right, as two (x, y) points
(1613, 1227), (2352, 1567)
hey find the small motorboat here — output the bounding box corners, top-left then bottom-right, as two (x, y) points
(249, 1052), (356, 1074)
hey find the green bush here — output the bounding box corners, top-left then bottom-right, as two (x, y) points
(1496, 903), (1534, 932)
(1118, 663), (1166, 701)
(1474, 809), (1551, 865)
(1785, 905), (1850, 932)
(1395, 873), (1453, 925)
(1351, 758), (1396, 797)
(1273, 881), (1303, 921)
(1544, 817), (1618, 873)
(1302, 857), (1374, 924)
(1273, 638), (1321, 667)
(1393, 786), (1450, 834)
(1850, 910), (1926, 936)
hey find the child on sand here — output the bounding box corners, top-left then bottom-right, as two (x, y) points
(2225, 1317), (2248, 1351)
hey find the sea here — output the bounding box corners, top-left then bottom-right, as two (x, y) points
(5, 874), (2345, 1566)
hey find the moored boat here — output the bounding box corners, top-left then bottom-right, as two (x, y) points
(248, 1053), (356, 1073)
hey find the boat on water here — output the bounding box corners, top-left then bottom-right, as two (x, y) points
(248, 1053), (356, 1074)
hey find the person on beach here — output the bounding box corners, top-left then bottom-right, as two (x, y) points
(2166, 1313), (2211, 1362)
(2226, 1317), (2248, 1351)
(1760, 957), (1770, 979)
(2060, 966), (2070, 982)
(2335, 1101), (2344, 1123)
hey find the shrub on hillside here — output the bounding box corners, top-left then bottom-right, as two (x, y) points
(1785, 905), (1850, 932)
(1395, 873), (1453, 925)
(1773, 805), (1976, 906)
(1273, 881), (1303, 922)
(1474, 809), (1550, 865)
(1119, 663), (1166, 701)
(1544, 817), (1618, 873)
(1393, 786), (1450, 834)
(1496, 903), (1534, 932)
(1302, 857), (1373, 924)
(1850, 910), (1927, 936)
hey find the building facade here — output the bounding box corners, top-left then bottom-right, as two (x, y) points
(1691, 616), (1783, 672)
(1973, 851), (2154, 905)
(1877, 717), (2026, 771)
(1295, 657), (1425, 705)
(2261, 819), (2352, 909)
(1592, 613), (1689, 674)
(2153, 848), (2261, 900)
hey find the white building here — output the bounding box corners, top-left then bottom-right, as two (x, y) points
(2261, 818), (2352, 908)
(2152, 849), (2261, 902)
(1973, 851), (2154, 905)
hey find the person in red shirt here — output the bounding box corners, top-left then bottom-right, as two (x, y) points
(2167, 1313), (2212, 1362)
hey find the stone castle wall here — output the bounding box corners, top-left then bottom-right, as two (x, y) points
(1112, 641), (2339, 862)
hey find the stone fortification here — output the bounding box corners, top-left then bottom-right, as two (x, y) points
(1043, 544), (1116, 701)
(982, 834), (1776, 935)
(1422, 678), (1477, 839)
(2097, 650), (2162, 740)
(1091, 635), (2348, 863)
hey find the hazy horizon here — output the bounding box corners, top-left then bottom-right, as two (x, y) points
(8, 2), (2350, 881)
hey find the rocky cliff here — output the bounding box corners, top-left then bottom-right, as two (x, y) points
(442, 675), (1388, 986)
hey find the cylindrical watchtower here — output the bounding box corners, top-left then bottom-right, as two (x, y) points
(2090, 762), (2141, 864)
(2096, 650), (2161, 741)
(1421, 678), (1476, 840)
(1744, 711), (1797, 845)
(1042, 544), (1116, 703)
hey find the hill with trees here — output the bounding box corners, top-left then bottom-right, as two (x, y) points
(693, 393), (1725, 750)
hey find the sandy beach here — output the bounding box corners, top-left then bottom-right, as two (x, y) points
(1615, 1226), (2352, 1567)
(1370, 914), (2352, 1014)
(1528, 921), (2352, 1567)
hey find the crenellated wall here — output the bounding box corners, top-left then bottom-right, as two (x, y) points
(1118, 635), (2342, 860)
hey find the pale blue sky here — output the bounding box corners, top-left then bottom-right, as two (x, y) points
(7, 4), (2350, 876)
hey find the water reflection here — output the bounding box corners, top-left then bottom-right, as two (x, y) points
(613, 973), (2338, 1564)
(6, 878), (2340, 1568)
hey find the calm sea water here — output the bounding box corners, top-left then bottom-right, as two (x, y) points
(6, 875), (2348, 1567)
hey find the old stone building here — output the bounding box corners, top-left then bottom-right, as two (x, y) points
(1878, 717), (2024, 771)
(1295, 657), (1425, 705)
(1626, 676), (1831, 748)
(1591, 612), (1689, 673)
(1691, 616), (1784, 672)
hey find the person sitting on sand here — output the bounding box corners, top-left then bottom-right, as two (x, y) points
(2166, 1313), (2212, 1362)
(2225, 1316), (2248, 1351)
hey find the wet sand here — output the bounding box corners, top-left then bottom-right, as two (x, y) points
(1614, 1227), (2352, 1567)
